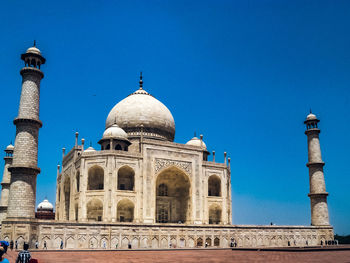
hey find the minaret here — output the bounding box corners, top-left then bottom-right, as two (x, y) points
(0, 144), (14, 222)
(304, 112), (330, 226)
(7, 43), (46, 219)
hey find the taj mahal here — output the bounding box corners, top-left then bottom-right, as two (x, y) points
(0, 44), (334, 249)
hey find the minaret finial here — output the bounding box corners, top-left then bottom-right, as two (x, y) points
(194, 131), (196, 137)
(90, 141), (92, 147)
(310, 108), (312, 114)
(33, 40), (36, 47)
(139, 72), (143, 89)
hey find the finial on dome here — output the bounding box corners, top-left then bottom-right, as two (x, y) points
(33, 40), (36, 47)
(310, 108), (312, 114)
(139, 72), (143, 90)
(194, 131), (196, 137)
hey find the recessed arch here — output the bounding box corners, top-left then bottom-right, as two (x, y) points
(76, 171), (80, 192)
(64, 177), (71, 220)
(206, 237), (212, 247)
(208, 175), (221, 196)
(115, 144), (122, 150)
(87, 198), (103, 221)
(209, 204), (222, 224)
(117, 199), (134, 222)
(155, 166), (191, 223)
(196, 237), (203, 247)
(214, 237), (220, 246)
(88, 165), (104, 190)
(117, 166), (134, 191)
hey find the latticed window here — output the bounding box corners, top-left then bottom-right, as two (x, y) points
(158, 184), (168, 196)
(157, 208), (168, 223)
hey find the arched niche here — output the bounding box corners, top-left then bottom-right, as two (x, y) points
(115, 144), (122, 150)
(209, 204), (222, 224)
(117, 166), (134, 191)
(88, 165), (104, 190)
(87, 198), (103, 221)
(155, 166), (191, 223)
(76, 171), (80, 192)
(208, 175), (221, 196)
(196, 237), (203, 247)
(64, 177), (71, 220)
(117, 199), (134, 222)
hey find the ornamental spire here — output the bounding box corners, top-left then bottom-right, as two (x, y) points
(139, 72), (143, 90)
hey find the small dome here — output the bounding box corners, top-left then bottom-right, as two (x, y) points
(5, 144), (14, 151)
(106, 88), (175, 141)
(103, 124), (128, 140)
(306, 113), (317, 121)
(84, 146), (96, 153)
(26, 46), (41, 55)
(37, 199), (53, 211)
(186, 137), (207, 149)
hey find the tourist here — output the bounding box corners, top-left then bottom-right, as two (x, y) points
(0, 244), (9, 263)
(9, 241), (13, 251)
(43, 241), (47, 250)
(60, 240), (63, 249)
(15, 240), (18, 250)
(128, 242), (131, 249)
(35, 241), (38, 249)
(15, 242), (31, 263)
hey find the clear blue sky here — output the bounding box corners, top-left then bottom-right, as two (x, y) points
(0, 1), (349, 234)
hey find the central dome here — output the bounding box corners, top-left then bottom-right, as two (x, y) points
(106, 87), (175, 141)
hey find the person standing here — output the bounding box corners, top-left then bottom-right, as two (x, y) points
(15, 240), (18, 250)
(15, 243), (31, 263)
(9, 241), (13, 251)
(43, 241), (47, 250)
(60, 240), (63, 249)
(35, 241), (38, 249)
(0, 241), (9, 263)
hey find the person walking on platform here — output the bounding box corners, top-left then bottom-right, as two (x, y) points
(15, 243), (31, 263)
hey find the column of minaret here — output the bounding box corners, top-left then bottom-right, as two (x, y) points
(304, 112), (330, 226)
(5, 43), (45, 219)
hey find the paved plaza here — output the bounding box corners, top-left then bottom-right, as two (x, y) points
(3, 248), (350, 263)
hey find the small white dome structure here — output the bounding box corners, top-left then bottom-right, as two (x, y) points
(84, 146), (96, 153)
(103, 124), (128, 140)
(37, 199), (53, 211)
(5, 144), (14, 151)
(186, 136), (207, 149)
(26, 46), (41, 55)
(306, 113), (317, 121)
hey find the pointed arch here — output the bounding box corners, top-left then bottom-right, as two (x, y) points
(208, 175), (221, 196)
(117, 198), (134, 222)
(64, 177), (71, 220)
(117, 165), (135, 191)
(209, 204), (222, 224)
(155, 166), (191, 223)
(88, 165), (104, 190)
(87, 198), (103, 221)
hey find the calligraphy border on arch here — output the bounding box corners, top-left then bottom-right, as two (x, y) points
(154, 158), (192, 175)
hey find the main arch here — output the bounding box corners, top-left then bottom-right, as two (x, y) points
(155, 166), (191, 223)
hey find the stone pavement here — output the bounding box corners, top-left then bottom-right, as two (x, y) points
(3, 248), (350, 263)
